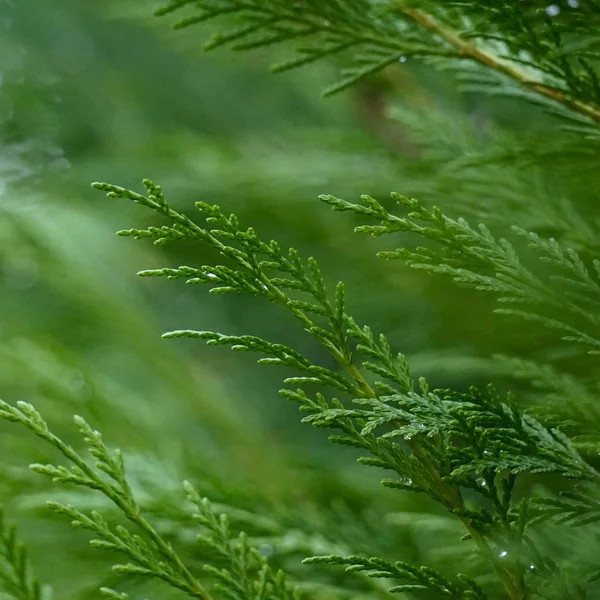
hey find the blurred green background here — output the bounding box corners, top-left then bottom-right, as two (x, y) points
(1, 1), (599, 598)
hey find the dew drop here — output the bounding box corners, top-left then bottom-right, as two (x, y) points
(399, 55), (407, 63)
(476, 477), (487, 487)
(568, 0), (579, 6)
(499, 550), (508, 558)
(546, 3), (561, 16)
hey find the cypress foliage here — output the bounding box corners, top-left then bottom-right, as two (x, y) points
(1, 2), (600, 599)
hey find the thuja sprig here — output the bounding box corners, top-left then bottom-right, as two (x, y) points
(93, 179), (598, 599)
(532, 486), (600, 528)
(304, 554), (487, 599)
(0, 506), (46, 600)
(0, 400), (300, 600)
(183, 482), (298, 600)
(493, 355), (600, 455)
(321, 192), (600, 354)
(92, 179), (409, 399)
(0, 400), (211, 600)
(324, 192), (600, 453)
(155, 0), (455, 97)
(155, 0), (600, 124)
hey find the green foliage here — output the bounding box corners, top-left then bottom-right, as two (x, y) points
(0, 400), (298, 600)
(88, 177), (599, 599)
(156, 0), (444, 96)
(321, 192), (600, 354)
(304, 554), (486, 598)
(493, 356), (600, 455)
(156, 0), (600, 124)
(0, 400), (211, 599)
(184, 483), (298, 600)
(0, 507), (46, 600)
(2, 1), (600, 600)
(532, 486), (600, 527)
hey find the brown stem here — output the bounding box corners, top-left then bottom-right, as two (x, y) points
(402, 7), (600, 125)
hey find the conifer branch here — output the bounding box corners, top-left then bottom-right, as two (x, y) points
(94, 179), (599, 600)
(0, 508), (45, 600)
(0, 400), (213, 600)
(532, 486), (600, 527)
(322, 192), (600, 355)
(156, 0), (600, 126)
(400, 7), (600, 125)
(494, 356), (600, 456)
(304, 554), (487, 598)
(0, 399), (300, 600)
(183, 482), (299, 600)
(2, 1), (599, 597)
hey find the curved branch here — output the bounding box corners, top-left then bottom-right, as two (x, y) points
(402, 7), (600, 125)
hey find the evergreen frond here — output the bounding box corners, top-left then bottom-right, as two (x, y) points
(93, 179), (600, 600)
(304, 553), (487, 598)
(0, 399), (302, 600)
(532, 486), (600, 527)
(184, 482), (299, 600)
(4, 2), (600, 598)
(494, 355), (600, 455)
(155, 0), (600, 125)
(0, 399), (213, 599)
(322, 192), (600, 354)
(0, 507), (46, 600)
